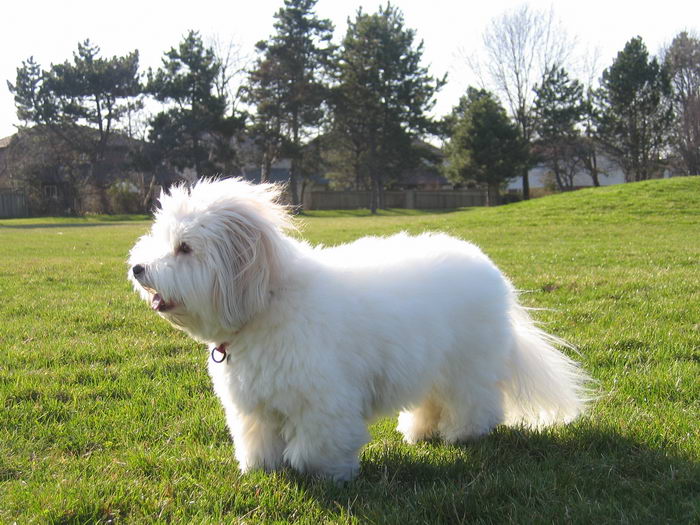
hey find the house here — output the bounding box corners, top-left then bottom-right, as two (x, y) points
(0, 135), (13, 187)
(0, 136), (29, 218)
(0, 128), (188, 215)
(391, 141), (452, 191)
(507, 151), (675, 194)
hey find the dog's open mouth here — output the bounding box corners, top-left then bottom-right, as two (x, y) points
(151, 293), (175, 313)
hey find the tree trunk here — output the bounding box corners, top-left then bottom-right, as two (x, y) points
(300, 178), (307, 206)
(521, 166), (530, 199)
(193, 135), (201, 180)
(142, 174), (157, 212)
(368, 136), (379, 213)
(590, 150), (600, 186)
(353, 149), (362, 191)
(370, 174), (378, 214)
(555, 172), (565, 192)
(260, 150), (272, 183)
(487, 183), (501, 206)
(289, 157), (300, 208)
(378, 179), (386, 209)
(90, 162), (111, 213)
(290, 114), (301, 208)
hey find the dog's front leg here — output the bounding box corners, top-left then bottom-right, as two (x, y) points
(228, 409), (286, 474)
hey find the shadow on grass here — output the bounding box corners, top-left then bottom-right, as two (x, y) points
(286, 425), (699, 523)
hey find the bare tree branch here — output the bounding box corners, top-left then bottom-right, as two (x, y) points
(460, 4), (578, 198)
(209, 34), (252, 115)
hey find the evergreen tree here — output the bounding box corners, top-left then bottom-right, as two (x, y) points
(8, 57), (46, 125)
(533, 66), (587, 190)
(243, 43), (288, 185)
(9, 41), (141, 143)
(8, 41), (141, 210)
(332, 3), (444, 212)
(148, 31), (244, 179)
(245, 0), (335, 205)
(444, 88), (527, 205)
(594, 37), (673, 182)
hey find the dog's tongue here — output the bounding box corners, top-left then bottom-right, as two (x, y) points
(151, 293), (166, 311)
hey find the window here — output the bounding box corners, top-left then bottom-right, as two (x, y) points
(43, 185), (58, 199)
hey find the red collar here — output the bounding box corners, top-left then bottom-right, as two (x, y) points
(211, 343), (228, 363)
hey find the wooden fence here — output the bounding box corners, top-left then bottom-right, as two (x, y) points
(0, 191), (28, 218)
(304, 189), (487, 210)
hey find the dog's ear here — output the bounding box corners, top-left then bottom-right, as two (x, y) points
(204, 179), (291, 330)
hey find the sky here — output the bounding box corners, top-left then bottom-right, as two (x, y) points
(1, 0), (697, 139)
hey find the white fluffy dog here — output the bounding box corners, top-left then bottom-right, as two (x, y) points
(128, 178), (589, 481)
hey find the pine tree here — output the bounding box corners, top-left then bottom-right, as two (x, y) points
(594, 37), (673, 182)
(245, 0), (335, 205)
(331, 4), (444, 212)
(533, 66), (586, 190)
(7, 57), (45, 125)
(444, 88), (527, 205)
(147, 31), (244, 179)
(9, 41), (141, 145)
(8, 41), (141, 210)
(243, 44), (288, 185)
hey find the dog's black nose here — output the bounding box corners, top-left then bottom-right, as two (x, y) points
(132, 264), (145, 277)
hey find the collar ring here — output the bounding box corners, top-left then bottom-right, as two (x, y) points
(211, 345), (227, 363)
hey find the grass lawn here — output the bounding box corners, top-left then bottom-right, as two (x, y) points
(1, 177), (698, 523)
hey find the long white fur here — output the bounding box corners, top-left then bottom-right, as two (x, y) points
(128, 177), (591, 481)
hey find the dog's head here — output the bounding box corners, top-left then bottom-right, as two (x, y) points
(128, 177), (292, 342)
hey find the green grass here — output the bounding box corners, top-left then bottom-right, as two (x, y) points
(1, 177), (699, 524)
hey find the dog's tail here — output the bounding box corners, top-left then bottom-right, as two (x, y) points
(500, 303), (592, 428)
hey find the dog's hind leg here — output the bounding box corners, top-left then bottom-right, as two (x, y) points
(396, 394), (442, 444)
(434, 320), (512, 442)
(283, 410), (369, 482)
(438, 380), (505, 442)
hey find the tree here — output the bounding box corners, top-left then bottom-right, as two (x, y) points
(245, 0), (335, 205)
(147, 30), (244, 180)
(577, 47), (606, 186)
(331, 3), (445, 212)
(210, 36), (249, 117)
(662, 31), (700, 175)
(533, 66), (587, 190)
(243, 44), (288, 185)
(8, 41), (142, 211)
(8, 57), (46, 126)
(466, 4), (576, 198)
(444, 88), (528, 205)
(578, 87), (605, 187)
(210, 36), (251, 176)
(594, 37), (673, 182)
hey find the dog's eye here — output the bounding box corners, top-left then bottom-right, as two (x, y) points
(177, 242), (192, 255)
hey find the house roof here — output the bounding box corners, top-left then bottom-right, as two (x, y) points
(0, 127), (146, 149)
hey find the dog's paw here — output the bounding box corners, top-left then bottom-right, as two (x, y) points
(326, 461), (360, 484)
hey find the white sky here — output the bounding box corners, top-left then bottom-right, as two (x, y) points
(1, 0), (697, 139)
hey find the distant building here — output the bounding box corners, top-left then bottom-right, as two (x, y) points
(508, 151), (675, 193)
(0, 128), (182, 215)
(392, 141), (452, 191)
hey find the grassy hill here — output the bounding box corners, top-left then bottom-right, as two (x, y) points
(0, 178), (698, 523)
